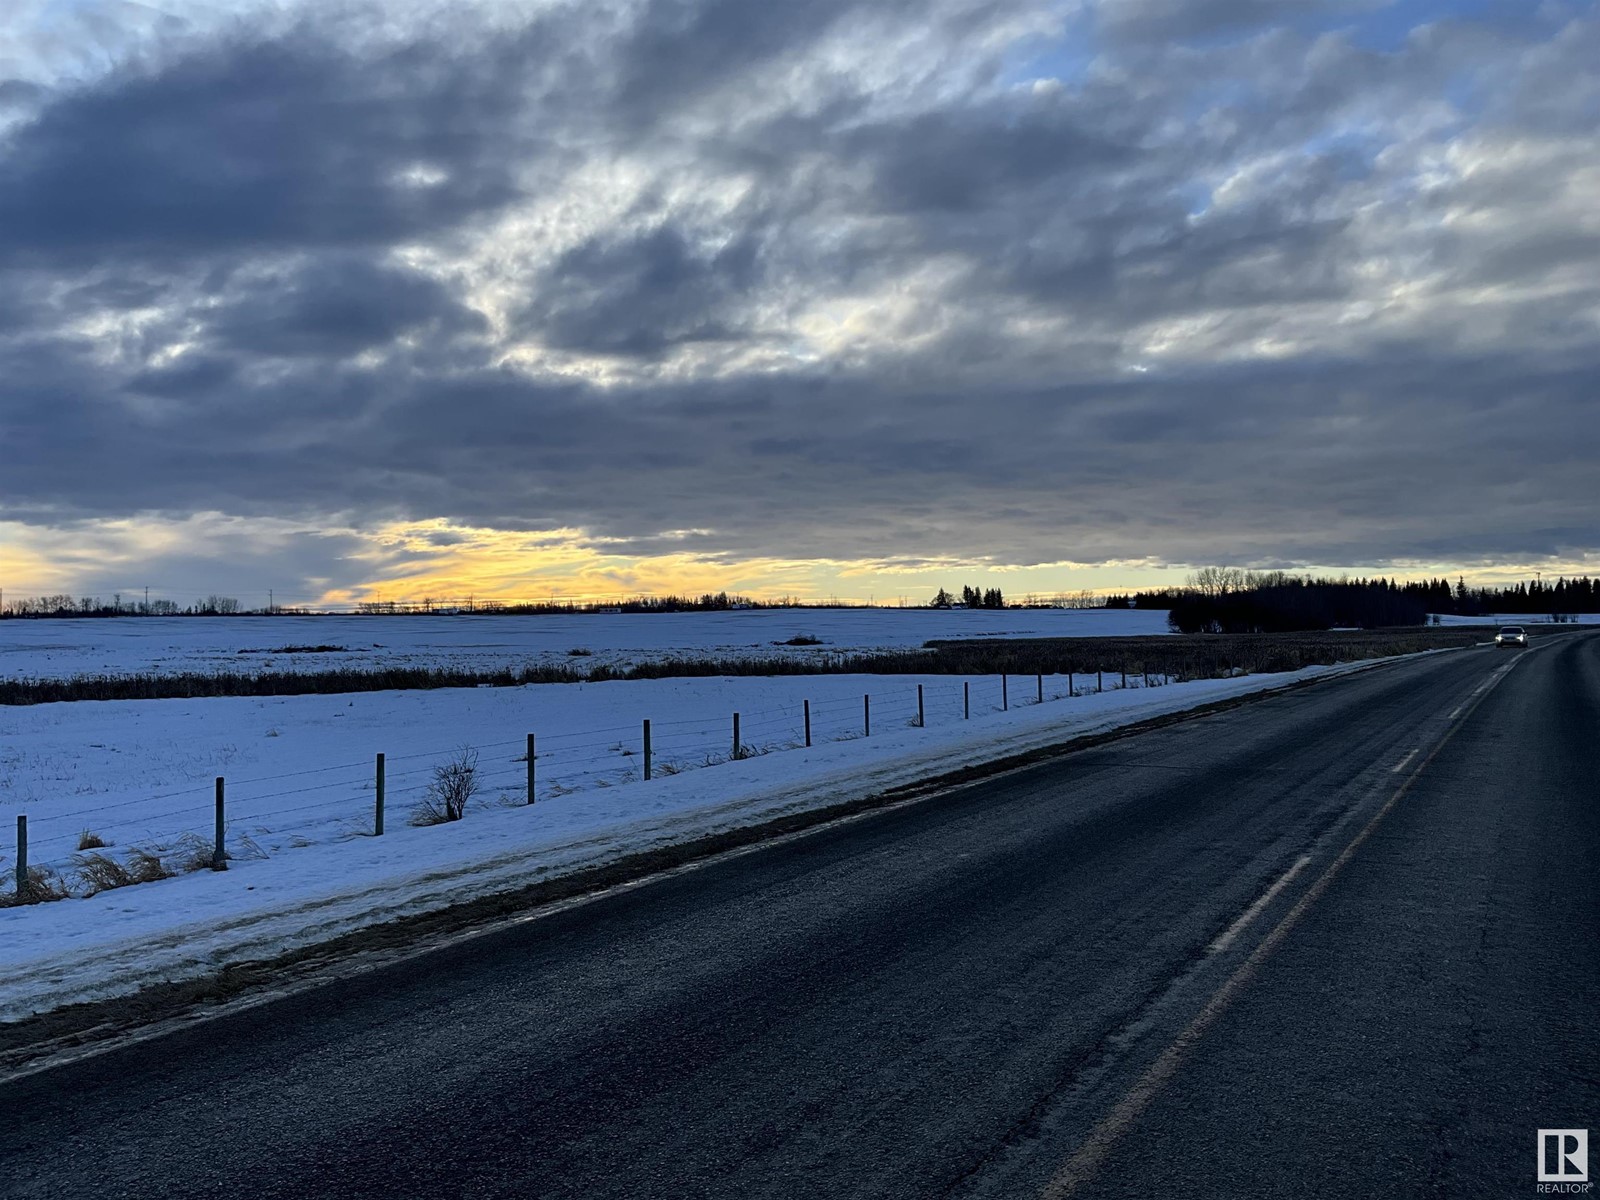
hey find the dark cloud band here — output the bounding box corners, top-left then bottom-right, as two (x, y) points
(0, 0), (1596, 595)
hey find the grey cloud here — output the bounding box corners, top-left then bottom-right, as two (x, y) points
(0, 33), (533, 269)
(206, 257), (487, 359)
(1097, 0), (1386, 42)
(28, 523), (380, 604)
(8, 335), (1597, 571)
(608, 0), (864, 122)
(63, 274), (172, 311)
(527, 225), (764, 355)
(2, 0), (1598, 589)
(0, 80), (46, 110)
(844, 103), (1136, 215)
(127, 353), (238, 398)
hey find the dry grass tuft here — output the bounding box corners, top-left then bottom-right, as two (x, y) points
(1, 867), (72, 906)
(74, 849), (174, 894)
(76, 829), (111, 851)
(166, 832), (226, 873)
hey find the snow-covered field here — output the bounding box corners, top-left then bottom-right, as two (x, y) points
(0, 657), (1404, 1020)
(1429, 613), (1599, 627)
(0, 607), (1172, 680)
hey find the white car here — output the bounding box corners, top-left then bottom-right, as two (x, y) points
(1494, 625), (1528, 648)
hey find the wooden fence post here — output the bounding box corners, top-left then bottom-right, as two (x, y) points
(212, 777), (227, 871)
(1002, 675), (1008, 711)
(643, 719), (652, 780)
(964, 680), (970, 720)
(1098, 670), (1103, 693)
(375, 753), (385, 836)
(917, 685), (925, 727)
(804, 699), (812, 748)
(732, 713), (742, 760)
(864, 694), (871, 737)
(527, 734), (536, 804)
(15, 815), (25, 900)
(1038, 673), (1045, 703)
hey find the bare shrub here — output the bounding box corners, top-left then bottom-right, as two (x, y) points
(566, 647), (593, 657)
(411, 747), (478, 825)
(76, 829), (110, 850)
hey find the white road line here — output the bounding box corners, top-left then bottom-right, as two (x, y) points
(1208, 856), (1312, 955)
(1448, 705), (1465, 720)
(1391, 748), (1419, 773)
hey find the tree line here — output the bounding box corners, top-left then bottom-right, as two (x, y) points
(1, 594), (244, 618)
(359, 592), (780, 615)
(1106, 572), (1598, 620)
(1, 591), (811, 619)
(929, 586), (1007, 609)
(1154, 570), (1599, 634)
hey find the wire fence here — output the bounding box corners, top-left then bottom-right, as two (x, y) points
(5, 669), (1184, 906)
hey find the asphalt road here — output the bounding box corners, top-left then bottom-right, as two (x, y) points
(3, 635), (1596, 1199)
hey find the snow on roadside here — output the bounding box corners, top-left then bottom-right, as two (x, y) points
(1, 657), (1396, 1021)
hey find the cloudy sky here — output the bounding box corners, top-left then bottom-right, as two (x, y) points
(1, 0), (1596, 607)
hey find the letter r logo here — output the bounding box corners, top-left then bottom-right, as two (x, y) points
(1538, 1129), (1588, 1182)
